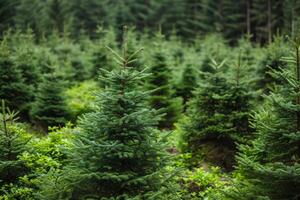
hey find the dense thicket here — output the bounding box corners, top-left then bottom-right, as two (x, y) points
(1, 0), (300, 43)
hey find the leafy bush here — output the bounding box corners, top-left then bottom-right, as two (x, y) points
(64, 80), (98, 121)
(0, 124), (76, 199)
(176, 163), (230, 199)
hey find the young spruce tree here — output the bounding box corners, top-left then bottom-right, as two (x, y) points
(0, 36), (31, 113)
(257, 36), (289, 94)
(179, 58), (253, 170)
(176, 63), (197, 106)
(91, 27), (117, 84)
(41, 27), (170, 199)
(146, 32), (182, 129)
(30, 67), (69, 132)
(225, 37), (300, 199)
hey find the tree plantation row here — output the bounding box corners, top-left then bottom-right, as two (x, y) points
(1, 0), (300, 44)
(0, 27), (300, 200)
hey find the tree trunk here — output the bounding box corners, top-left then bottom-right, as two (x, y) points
(296, 45), (300, 131)
(246, 0), (251, 35)
(267, 0), (272, 43)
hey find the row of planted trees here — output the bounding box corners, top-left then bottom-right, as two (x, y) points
(2, 0), (300, 44)
(1, 27), (300, 199)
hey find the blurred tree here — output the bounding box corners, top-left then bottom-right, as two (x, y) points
(179, 58), (253, 170)
(91, 27), (117, 83)
(251, 0), (284, 44)
(176, 63), (197, 106)
(47, 0), (67, 34)
(64, 0), (109, 38)
(256, 36), (289, 94)
(15, 0), (48, 37)
(146, 32), (182, 129)
(0, 37), (31, 114)
(221, 0), (247, 43)
(12, 32), (40, 117)
(283, 0), (300, 38)
(30, 70), (70, 132)
(0, 0), (19, 35)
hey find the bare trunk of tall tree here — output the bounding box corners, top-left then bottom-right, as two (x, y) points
(267, 0), (272, 43)
(292, 4), (295, 39)
(246, 0), (251, 35)
(296, 45), (300, 131)
(193, 0), (198, 35)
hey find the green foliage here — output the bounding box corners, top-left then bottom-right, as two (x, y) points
(65, 80), (98, 121)
(50, 35), (93, 82)
(196, 34), (230, 74)
(176, 63), (197, 105)
(39, 35), (171, 199)
(0, 0), (298, 43)
(0, 36), (32, 113)
(2, 5), (300, 197)
(226, 38), (300, 199)
(0, 124), (75, 200)
(30, 71), (70, 132)
(178, 58), (253, 170)
(0, 100), (31, 198)
(90, 27), (117, 82)
(19, 125), (74, 199)
(0, 0), (18, 35)
(146, 33), (182, 129)
(257, 36), (289, 94)
(178, 165), (229, 199)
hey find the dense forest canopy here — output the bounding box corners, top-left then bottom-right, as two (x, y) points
(1, 0), (300, 199)
(1, 0), (300, 43)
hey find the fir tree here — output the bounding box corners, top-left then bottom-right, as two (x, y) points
(0, 100), (30, 190)
(47, 0), (66, 34)
(51, 35), (92, 82)
(225, 37), (300, 200)
(0, 0), (18, 35)
(30, 69), (69, 132)
(126, 28), (143, 70)
(64, 0), (109, 38)
(221, 0), (247, 43)
(227, 54), (254, 144)
(40, 27), (170, 199)
(179, 58), (253, 170)
(146, 32), (182, 129)
(91, 27), (117, 82)
(176, 63), (197, 107)
(12, 33), (40, 117)
(257, 36), (289, 94)
(0, 37), (31, 113)
(15, 0), (48, 36)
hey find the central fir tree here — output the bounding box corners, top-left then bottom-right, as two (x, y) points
(40, 28), (170, 200)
